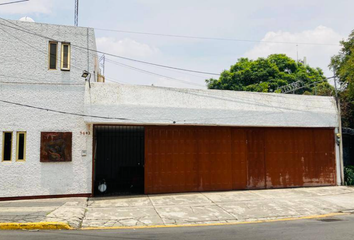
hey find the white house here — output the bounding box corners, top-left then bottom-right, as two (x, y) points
(0, 19), (97, 199)
(0, 19), (343, 200)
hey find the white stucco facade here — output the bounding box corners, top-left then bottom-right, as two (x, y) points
(85, 83), (342, 186)
(0, 20), (97, 198)
(0, 20), (342, 199)
(85, 83), (338, 128)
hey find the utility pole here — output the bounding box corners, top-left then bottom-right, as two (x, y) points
(74, 0), (79, 26)
(333, 72), (344, 185)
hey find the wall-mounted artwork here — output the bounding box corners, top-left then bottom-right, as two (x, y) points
(40, 132), (72, 162)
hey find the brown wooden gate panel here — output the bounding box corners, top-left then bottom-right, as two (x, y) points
(197, 127), (232, 191)
(145, 126), (232, 194)
(231, 128), (248, 189)
(145, 127), (200, 194)
(247, 129), (266, 189)
(264, 128), (336, 188)
(311, 129), (336, 185)
(265, 128), (304, 188)
(145, 126), (336, 194)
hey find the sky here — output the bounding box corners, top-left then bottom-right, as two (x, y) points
(1, 0), (354, 89)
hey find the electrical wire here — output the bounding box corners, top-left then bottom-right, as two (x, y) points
(0, 98), (134, 121)
(0, 0), (28, 6)
(283, 76), (335, 94)
(94, 28), (340, 46)
(0, 74), (84, 86)
(0, 18), (210, 87)
(0, 19), (221, 76)
(105, 58), (205, 87)
(0, 24), (92, 78)
(0, 23), (204, 87)
(0, 81), (84, 86)
(0, 18), (336, 122)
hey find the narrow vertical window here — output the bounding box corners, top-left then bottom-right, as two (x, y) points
(49, 41), (57, 70)
(16, 132), (26, 162)
(61, 43), (71, 70)
(2, 132), (12, 162)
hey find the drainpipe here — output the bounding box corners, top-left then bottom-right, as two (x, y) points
(338, 99), (345, 185)
(333, 73), (344, 185)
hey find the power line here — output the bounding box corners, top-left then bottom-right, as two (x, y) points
(0, 18), (214, 87)
(0, 80), (84, 86)
(105, 76), (131, 85)
(0, 20), (205, 87)
(0, 0), (28, 6)
(0, 21), (95, 80)
(94, 28), (340, 46)
(72, 45), (220, 76)
(281, 76), (335, 94)
(0, 19), (221, 76)
(0, 74), (84, 85)
(106, 58), (204, 87)
(0, 98), (133, 121)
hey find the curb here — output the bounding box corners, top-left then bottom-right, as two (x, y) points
(0, 212), (348, 231)
(81, 212), (348, 230)
(0, 222), (72, 230)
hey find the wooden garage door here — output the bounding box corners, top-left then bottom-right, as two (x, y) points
(265, 128), (337, 188)
(145, 126), (233, 194)
(145, 126), (336, 194)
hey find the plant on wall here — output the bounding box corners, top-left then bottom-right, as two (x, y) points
(344, 166), (354, 185)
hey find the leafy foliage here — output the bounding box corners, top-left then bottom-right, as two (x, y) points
(339, 91), (354, 128)
(344, 166), (354, 185)
(330, 30), (354, 96)
(330, 30), (354, 128)
(206, 54), (332, 95)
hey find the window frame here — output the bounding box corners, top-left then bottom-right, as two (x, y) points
(16, 131), (26, 162)
(2, 131), (13, 162)
(48, 41), (58, 70)
(60, 42), (71, 71)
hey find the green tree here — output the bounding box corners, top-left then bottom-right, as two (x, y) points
(206, 54), (331, 95)
(330, 30), (354, 128)
(330, 30), (354, 96)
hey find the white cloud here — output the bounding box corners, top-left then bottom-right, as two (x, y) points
(96, 37), (160, 58)
(0, 0), (52, 14)
(245, 26), (343, 75)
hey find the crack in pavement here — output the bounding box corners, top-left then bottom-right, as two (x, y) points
(200, 192), (239, 220)
(77, 198), (89, 229)
(147, 194), (166, 225)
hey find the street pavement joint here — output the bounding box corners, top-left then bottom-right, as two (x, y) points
(0, 186), (354, 229)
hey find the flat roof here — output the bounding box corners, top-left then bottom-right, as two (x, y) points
(84, 83), (338, 128)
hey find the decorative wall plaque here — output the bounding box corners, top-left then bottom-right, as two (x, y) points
(40, 132), (72, 162)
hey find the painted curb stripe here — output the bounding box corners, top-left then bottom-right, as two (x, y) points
(81, 212), (347, 230)
(0, 222), (72, 230)
(0, 213), (347, 231)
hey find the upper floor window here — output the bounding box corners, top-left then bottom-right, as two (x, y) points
(2, 132), (12, 162)
(49, 41), (58, 70)
(61, 43), (71, 71)
(16, 132), (26, 162)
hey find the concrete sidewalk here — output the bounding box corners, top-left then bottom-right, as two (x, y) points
(0, 186), (354, 229)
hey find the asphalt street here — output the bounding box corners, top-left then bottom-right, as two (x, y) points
(1, 214), (354, 240)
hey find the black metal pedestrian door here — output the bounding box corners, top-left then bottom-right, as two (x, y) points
(94, 126), (145, 196)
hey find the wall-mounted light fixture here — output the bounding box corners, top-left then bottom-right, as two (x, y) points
(82, 70), (91, 88)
